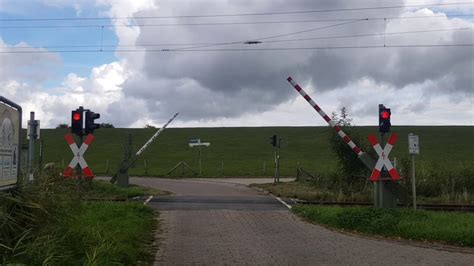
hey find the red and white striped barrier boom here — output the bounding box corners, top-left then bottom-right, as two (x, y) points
(286, 76), (375, 169)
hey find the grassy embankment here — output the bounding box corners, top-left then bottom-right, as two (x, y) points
(1, 175), (162, 265)
(26, 126), (474, 178)
(26, 126), (473, 203)
(293, 205), (474, 247)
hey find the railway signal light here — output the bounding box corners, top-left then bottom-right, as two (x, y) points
(270, 135), (277, 147)
(85, 111), (101, 134)
(71, 107), (84, 136)
(379, 104), (391, 133)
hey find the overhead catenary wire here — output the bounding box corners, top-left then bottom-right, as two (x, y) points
(172, 19), (368, 51)
(1, 14), (473, 29)
(3, 27), (473, 50)
(1, 44), (473, 54)
(1, 2), (473, 21)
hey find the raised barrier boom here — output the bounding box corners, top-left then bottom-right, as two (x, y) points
(286, 76), (375, 169)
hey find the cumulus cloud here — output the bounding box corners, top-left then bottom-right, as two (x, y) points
(104, 0), (473, 124)
(0, 39), (62, 82)
(0, 0), (473, 127)
(0, 55), (126, 127)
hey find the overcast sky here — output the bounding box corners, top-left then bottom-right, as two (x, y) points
(0, 0), (473, 128)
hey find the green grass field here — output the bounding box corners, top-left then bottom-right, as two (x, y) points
(293, 205), (474, 247)
(24, 126), (473, 177)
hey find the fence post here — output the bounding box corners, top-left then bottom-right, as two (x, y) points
(221, 160), (224, 176)
(144, 159), (148, 175)
(106, 159), (109, 174)
(263, 161), (266, 176)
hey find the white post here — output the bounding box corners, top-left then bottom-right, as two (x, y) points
(411, 154), (417, 210)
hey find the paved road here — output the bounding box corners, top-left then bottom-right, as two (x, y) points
(129, 177), (474, 265)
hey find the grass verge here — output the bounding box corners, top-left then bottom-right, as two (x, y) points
(250, 181), (371, 202)
(1, 176), (158, 265)
(293, 205), (474, 247)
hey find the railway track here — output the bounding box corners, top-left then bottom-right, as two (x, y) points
(293, 199), (474, 212)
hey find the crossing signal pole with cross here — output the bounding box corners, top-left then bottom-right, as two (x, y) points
(287, 77), (401, 208)
(65, 106), (101, 179)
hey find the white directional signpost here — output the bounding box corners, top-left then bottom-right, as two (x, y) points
(63, 133), (95, 179)
(408, 133), (419, 209)
(0, 97), (22, 190)
(189, 138), (211, 175)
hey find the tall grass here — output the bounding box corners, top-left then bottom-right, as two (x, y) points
(294, 158), (474, 204)
(1, 173), (156, 265)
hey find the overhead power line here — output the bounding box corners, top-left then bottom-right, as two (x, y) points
(1, 44), (473, 54)
(172, 19), (367, 51)
(1, 2), (473, 21)
(263, 27), (474, 44)
(1, 14), (473, 29)
(4, 27), (472, 50)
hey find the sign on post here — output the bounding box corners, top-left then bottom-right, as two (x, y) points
(0, 97), (22, 189)
(27, 120), (40, 140)
(408, 133), (419, 209)
(408, 133), (419, 155)
(189, 139), (210, 147)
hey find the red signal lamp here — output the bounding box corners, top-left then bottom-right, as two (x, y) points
(73, 112), (81, 121)
(381, 110), (390, 119)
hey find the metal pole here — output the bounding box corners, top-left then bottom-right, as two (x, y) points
(199, 145), (202, 176)
(378, 133), (385, 208)
(275, 147), (280, 183)
(28, 112), (35, 181)
(263, 161), (266, 176)
(221, 160), (224, 175)
(38, 139), (43, 174)
(273, 149), (277, 183)
(411, 154), (417, 210)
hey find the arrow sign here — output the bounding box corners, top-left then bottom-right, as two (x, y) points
(63, 133), (95, 178)
(368, 133), (400, 181)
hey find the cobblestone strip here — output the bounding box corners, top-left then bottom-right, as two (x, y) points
(155, 210), (474, 265)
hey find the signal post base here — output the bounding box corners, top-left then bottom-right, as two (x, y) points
(116, 171), (129, 187)
(374, 179), (399, 208)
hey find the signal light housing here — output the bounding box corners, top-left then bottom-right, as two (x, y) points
(85, 111), (101, 134)
(379, 104), (391, 133)
(71, 107), (84, 136)
(270, 135), (277, 147)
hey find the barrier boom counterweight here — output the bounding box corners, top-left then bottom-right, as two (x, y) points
(286, 76), (375, 170)
(110, 112), (179, 186)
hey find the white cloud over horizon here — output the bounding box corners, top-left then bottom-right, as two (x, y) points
(0, 0), (472, 128)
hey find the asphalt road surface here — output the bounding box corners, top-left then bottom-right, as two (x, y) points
(129, 177), (474, 265)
